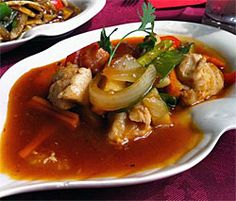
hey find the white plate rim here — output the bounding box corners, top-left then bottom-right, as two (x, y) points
(0, 20), (236, 198)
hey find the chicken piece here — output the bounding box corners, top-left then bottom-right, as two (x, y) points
(176, 53), (203, 86)
(108, 112), (128, 145)
(48, 64), (92, 110)
(58, 67), (92, 104)
(48, 79), (75, 110)
(108, 112), (152, 145)
(176, 53), (224, 105)
(52, 64), (79, 81)
(129, 104), (152, 126)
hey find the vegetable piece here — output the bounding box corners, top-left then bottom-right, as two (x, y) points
(51, 0), (65, 10)
(166, 70), (183, 97)
(65, 50), (80, 64)
(10, 13), (28, 40)
(155, 76), (170, 88)
(0, 10), (18, 29)
(152, 48), (185, 78)
(62, 7), (74, 20)
(28, 96), (80, 129)
(0, 26), (10, 41)
(18, 124), (56, 158)
(178, 43), (194, 54)
(0, 3), (12, 21)
(160, 36), (181, 48)
(159, 92), (177, 108)
(138, 32), (157, 53)
(89, 64), (157, 111)
(103, 79), (126, 92)
(103, 67), (145, 83)
(203, 54), (226, 69)
(11, 5), (36, 17)
(142, 88), (172, 126)
(103, 54), (146, 82)
(98, 28), (118, 54)
(104, 2), (156, 66)
(137, 40), (173, 67)
(223, 71), (236, 86)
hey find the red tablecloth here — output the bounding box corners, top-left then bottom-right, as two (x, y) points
(1, 0), (235, 200)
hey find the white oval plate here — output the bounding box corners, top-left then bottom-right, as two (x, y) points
(0, 21), (236, 198)
(0, 0), (106, 53)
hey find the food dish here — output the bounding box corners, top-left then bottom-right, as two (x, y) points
(0, 0), (106, 53)
(0, 0), (80, 42)
(0, 21), (235, 197)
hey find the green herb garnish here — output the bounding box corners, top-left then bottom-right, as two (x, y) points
(98, 28), (118, 54)
(99, 2), (156, 66)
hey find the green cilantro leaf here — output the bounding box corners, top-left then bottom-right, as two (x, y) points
(98, 28), (118, 54)
(138, 3), (156, 31)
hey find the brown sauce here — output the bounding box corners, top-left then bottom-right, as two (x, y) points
(0, 37), (230, 180)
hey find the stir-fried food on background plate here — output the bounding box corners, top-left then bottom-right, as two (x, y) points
(0, 0), (80, 41)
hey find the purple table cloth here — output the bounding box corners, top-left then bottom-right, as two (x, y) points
(1, 0), (235, 200)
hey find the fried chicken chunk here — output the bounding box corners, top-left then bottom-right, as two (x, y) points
(176, 53), (224, 105)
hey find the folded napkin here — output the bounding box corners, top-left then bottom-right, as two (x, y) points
(148, 0), (206, 9)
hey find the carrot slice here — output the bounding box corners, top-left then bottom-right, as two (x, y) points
(203, 54), (225, 69)
(28, 96), (80, 129)
(166, 70), (183, 97)
(18, 124), (56, 158)
(224, 71), (236, 86)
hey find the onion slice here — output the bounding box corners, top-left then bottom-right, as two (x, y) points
(89, 64), (157, 111)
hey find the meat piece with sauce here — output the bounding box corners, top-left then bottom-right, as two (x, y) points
(176, 53), (224, 105)
(48, 63), (92, 110)
(108, 112), (152, 145)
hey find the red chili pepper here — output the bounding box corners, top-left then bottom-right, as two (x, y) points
(65, 50), (80, 64)
(160, 36), (181, 48)
(223, 71), (236, 86)
(51, 0), (64, 10)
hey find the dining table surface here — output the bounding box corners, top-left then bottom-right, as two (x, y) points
(1, 0), (235, 200)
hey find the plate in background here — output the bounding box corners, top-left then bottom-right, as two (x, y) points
(0, 0), (106, 53)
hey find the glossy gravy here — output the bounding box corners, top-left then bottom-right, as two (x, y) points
(1, 37), (229, 180)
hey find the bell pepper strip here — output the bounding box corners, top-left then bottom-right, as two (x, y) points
(166, 70), (183, 97)
(137, 40), (173, 67)
(51, 0), (65, 10)
(65, 50), (80, 64)
(223, 71), (236, 86)
(203, 54), (225, 69)
(160, 36), (181, 49)
(151, 43), (192, 79)
(0, 3), (12, 21)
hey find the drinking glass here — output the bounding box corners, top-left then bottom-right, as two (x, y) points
(202, 0), (236, 34)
